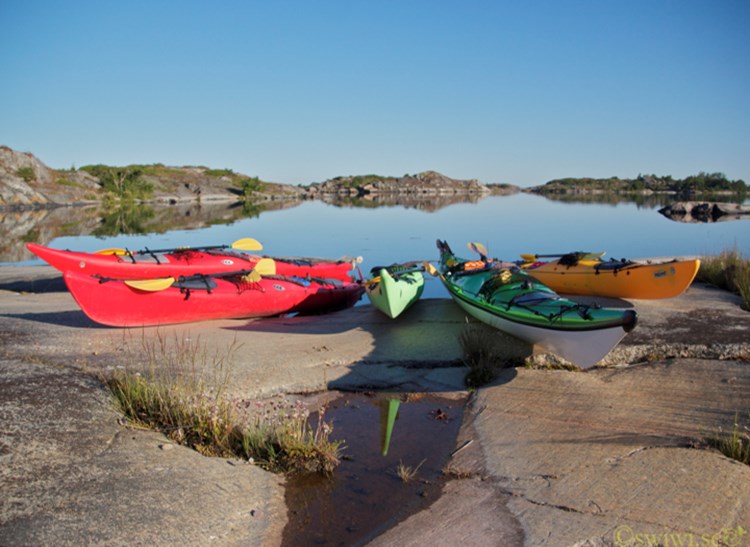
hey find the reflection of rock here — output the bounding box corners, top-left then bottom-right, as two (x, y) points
(0, 206), (103, 262)
(0, 200), (303, 262)
(659, 201), (750, 223)
(533, 192), (674, 208)
(320, 192), (489, 211)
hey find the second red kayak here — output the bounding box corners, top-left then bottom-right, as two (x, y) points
(27, 242), (357, 282)
(63, 270), (364, 327)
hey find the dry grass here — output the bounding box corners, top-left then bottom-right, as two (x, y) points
(103, 332), (343, 475)
(705, 413), (750, 466)
(393, 459), (426, 482)
(697, 248), (750, 311)
(459, 324), (526, 388)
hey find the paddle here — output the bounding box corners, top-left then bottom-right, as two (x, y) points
(519, 251), (605, 262)
(123, 277), (176, 291)
(96, 237), (263, 256)
(467, 242), (489, 260)
(422, 262), (441, 278)
(123, 258), (276, 291)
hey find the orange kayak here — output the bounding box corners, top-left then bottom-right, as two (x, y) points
(520, 253), (700, 299)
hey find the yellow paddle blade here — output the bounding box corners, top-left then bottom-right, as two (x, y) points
(254, 258), (276, 275)
(242, 270), (263, 283)
(95, 248), (128, 255)
(364, 275), (382, 286)
(519, 254), (537, 262)
(467, 242), (488, 257)
(422, 262), (440, 277)
(231, 238), (263, 251)
(124, 277), (176, 291)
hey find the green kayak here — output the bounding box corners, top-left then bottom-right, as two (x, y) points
(365, 264), (425, 319)
(435, 240), (637, 368)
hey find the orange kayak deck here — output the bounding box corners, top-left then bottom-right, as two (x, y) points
(521, 257), (700, 299)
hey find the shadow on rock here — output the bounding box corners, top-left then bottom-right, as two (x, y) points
(1, 310), (102, 328)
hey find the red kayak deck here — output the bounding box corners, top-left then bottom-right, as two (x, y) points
(28, 243), (356, 282)
(64, 270), (364, 327)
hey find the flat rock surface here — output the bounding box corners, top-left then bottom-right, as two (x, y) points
(1, 266), (749, 545)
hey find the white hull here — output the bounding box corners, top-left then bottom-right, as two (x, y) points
(452, 297), (628, 368)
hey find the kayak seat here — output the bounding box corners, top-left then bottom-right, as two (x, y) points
(452, 271), (489, 296)
(173, 277), (218, 291)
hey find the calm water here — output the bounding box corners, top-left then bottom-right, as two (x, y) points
(283, 393), (464, 546)
(7, 193), (749, 300)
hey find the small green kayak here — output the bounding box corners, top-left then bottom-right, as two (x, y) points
(365, 264), (425, 319)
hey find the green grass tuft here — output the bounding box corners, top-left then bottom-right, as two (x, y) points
(103, 333), (342, 475)
(705, 413), (750, 466)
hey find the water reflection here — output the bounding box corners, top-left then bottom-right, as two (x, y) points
(319, 192), (489, 211)
(95, 203), (156, 235)
(283, 392), (464, 546)
(527, 191), (675, 208)
(380, 398), (400, 456)
(3, 193), (749, 271)
(0, 200), (301, 262)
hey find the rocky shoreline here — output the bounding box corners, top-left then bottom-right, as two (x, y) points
(659, 201), (750, 223)
(4, 146), (745, 212)
(1, 266), (748, 544)
(0, 146), (511, 211)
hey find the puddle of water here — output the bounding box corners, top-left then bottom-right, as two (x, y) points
(283, 392), (465, 546)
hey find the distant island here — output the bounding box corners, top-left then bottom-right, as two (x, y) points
(0, 145), (746, 210)
(527, 173), (747, 199)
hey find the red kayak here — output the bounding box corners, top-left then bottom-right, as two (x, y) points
(63, 270), (364, 327)
(27, 242), (357, 282)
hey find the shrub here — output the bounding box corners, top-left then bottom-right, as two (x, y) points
(16, 166), (34, 182)
(240, 176), (264, 198)
(79, 164), (153, 199)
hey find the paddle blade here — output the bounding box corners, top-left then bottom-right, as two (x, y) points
(254, 258), (276, 275)
(96, 248), (128, 256)
(467, 242), (488, 258)
(422, 262), (439, 277)
(231, 238), (263, 251)
(242, 270), (263, 283)
(124, 277), (176, 291)
(519, 254), (537, 262)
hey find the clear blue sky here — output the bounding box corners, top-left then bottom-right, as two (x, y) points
(2, 0), (748, 187)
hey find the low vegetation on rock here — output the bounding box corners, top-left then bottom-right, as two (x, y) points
(705, 413), (750, 466)
(103, 333), (343, 475)
(696, 248), (750, 311)
(459, 324), (528, 388)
